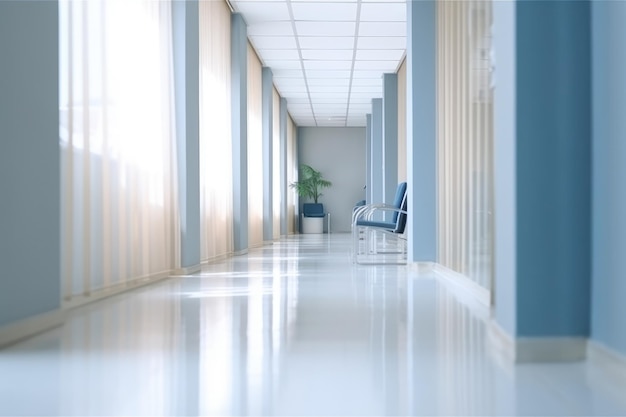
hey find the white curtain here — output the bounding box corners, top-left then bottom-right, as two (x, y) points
(199, 0), (234, 262)
(59, 0), (179, 301)
(248, 44), (264, 247)
(437, 0), (494, 289)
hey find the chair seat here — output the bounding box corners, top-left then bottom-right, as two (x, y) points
(305, 213), (326, 218)
(355, 219), (396, 231)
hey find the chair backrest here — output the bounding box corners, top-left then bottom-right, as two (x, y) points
(394, 188), (408, 234)
(390, 182), (407, 224)
(303, 203), (324, 217)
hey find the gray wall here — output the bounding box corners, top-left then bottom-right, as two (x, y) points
(592, 0), (626, 356)
(297, 127), (366, 233)
(0, 1), (61, 326)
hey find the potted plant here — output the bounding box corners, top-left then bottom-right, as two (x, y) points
(290, 164), (332, 233)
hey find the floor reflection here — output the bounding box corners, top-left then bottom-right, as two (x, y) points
(0, 234), (625, 416)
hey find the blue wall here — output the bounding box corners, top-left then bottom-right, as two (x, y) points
(515, 0), (591, 337)
(591, 1), (626, 356)
(0, 1), (61, 326)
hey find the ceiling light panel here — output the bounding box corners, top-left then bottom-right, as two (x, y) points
(360, 2), (406, 22)
(353, 60), (399, 71)
(299, 36), (355, 50)
(231, 2), (291, 24)
(305, 69), (352, 78)
(356, 49), (404, 61)
(309, 85), (350, 93)
(357, 36), (405, 50)
(359, 22), (406, 37)
(307, 78), (351, 87)
(301, 49), (354, 60)
(304, 60), (352, 70)
(291, 2), (357, 21)
(296, 22), (356, 37)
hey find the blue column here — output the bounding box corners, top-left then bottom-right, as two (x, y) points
(173, 0), (201, 271)
(370, 98), (383, 205)
(365, 113), (372, 204)
(0, 0), (61, 327)
(592, 0), (626, 357)
(382, 73), (398, 208)
(406, 0), (437, 262)
(231, 13), (248, 254)
(279, 98), (288, 236)
(262, 67), (274, 242)
(514, 0), (591, 338)
(492, 1), (592, 359)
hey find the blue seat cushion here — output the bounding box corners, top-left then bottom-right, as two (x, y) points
(356, 219), (396, 231)
(303, 203), (325, 217)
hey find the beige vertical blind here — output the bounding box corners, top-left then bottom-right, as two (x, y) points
(248, 44), (264, 247)
(199, 0), (234, 262)
(59, 0), (179, 302)
(437, 0), (494, 290)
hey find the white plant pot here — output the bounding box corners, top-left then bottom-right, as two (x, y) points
(302, 216), (324, 234)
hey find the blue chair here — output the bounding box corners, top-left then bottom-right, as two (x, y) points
(302, 203), (330, 233)
(352, 182), (407, 264)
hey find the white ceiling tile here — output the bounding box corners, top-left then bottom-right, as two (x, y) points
(250, 35), (297, 49)
(353, 60), (398, 71)
(301, 49), (354, 60)
(272, 69), (304, 78)
(308, 97), (349, 104)
(299, 36), (354, 50)
(355, 49), (405, 61)
(305, 69), (351, 78)
(350, 92), (381, 99)
(352, 70), (385, 78)
(248, 22), (294, 36)
(232, 2), (291, 24)
(264, 59), (302, 69)
(287, 91), (312, 98)
(296, 22), (356, 37)
(309, 85), (350, 93)
(292, 3), (357, 21)
(359, 21), (406, 37)
(307, 78), (351, 87)
(274, 77), (307, 87)
(357, 36), (406, 50)
(361, 0), (404, 2)
(258, 49), (300, 60)
(313, 103), (348, 110)
(349, 97), (375, 104)
(351, 85), (382, 93)
(351, 78), (383, 86)
(285, 97), (311, 104)
(304, 60), (352, 70)
(360, 2), (406, 22)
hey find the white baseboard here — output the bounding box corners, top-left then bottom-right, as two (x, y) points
(516, 336), (587, 362)
(587, 340), (626, 382)
(62, 271), (171, 310)
(0, 309), (66, 348)
(487, 320), (587, 363)
(173, 264), (202, 275)
(432, 263), (491, 307)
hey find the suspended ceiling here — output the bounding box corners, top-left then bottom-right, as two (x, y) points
(228, 0), (407, 127)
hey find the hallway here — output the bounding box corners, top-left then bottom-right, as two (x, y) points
(1, 234), (625, 416)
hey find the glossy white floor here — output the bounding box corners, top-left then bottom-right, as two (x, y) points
(1, 234), (626, 416)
